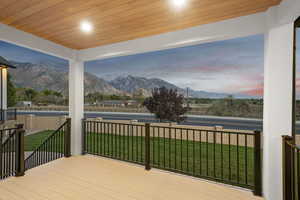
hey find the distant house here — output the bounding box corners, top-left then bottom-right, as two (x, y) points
(17, 101), (32, 107)
(100, 100), (125, 107)
(125, 100), (140, 106)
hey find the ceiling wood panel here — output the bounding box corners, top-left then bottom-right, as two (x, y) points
(0, 0), (282, 49)
(44, 1), (266, 39)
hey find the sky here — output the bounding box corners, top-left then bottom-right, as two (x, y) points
(0, 41), (68, 70)
(1, 30), (300, 98)
(86, 35), (266, 96)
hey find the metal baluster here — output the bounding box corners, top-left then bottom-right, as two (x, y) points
(180, 128), (183, 171)
(199, 131), (202, 175)
(213, 131), (216, 178)
(229, 133), (231, 180)
(221, 132), (224, 179)
(118, 124), (121, 158)
(175, 128), (177, 170)
(245, 134), (248, 185)
(187, 129), (189, 173)
(237, 133), (240, 183)
(131, 125), (134, 161)
(164, 127), (166, 168)
(158, 127), (160, 167)
(193, 130), (195, 175)
(206, 131), (209, 176)
(169, 128), (171, 168)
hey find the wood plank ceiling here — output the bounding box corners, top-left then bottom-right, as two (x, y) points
(0, 0), (281, 50)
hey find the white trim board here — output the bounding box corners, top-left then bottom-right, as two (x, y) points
(0, 23), (75, 60)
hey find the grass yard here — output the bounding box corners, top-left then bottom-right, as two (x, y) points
(85, 132), (256, 189)
(25, 131), (54, 152)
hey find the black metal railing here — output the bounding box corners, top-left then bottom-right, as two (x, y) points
(0, 124), (25, 180)
(83, 120), (146, 165)
(83, 119), (262, 194)
(282, 135), (300, 200)
(25, 118), (71, 170)
(0, 108), (17, 122)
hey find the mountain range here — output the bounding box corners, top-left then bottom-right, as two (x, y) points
(8, 61), (255, 99)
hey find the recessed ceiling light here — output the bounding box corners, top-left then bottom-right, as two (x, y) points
(171, 0), (187, 8)
(80, 21), (93, 33)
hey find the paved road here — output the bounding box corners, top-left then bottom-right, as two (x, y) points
(18, 110), (300, 132)
(18, 110), (264, 131)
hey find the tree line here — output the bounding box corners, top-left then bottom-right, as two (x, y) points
(8, 73), (67, 106)
(7, 71), (265, 120)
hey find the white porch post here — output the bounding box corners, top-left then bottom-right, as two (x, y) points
(263, 15), (294, 200)
(0, 68), (8, 121)
(1, 68), (7, 111)
(69, 59), (84, 156)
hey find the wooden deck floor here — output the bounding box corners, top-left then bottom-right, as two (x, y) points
(0, 155), (263, 200)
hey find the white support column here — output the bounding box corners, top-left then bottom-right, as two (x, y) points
(1, 68), (7, 110)
(263, 20), (294, 200)
(69, 59), (84, 156)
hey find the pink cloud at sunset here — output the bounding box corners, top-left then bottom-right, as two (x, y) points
(240, 82), (264, 96)
(242, 87), (264, 96)
(86, 34), (267, 98)
(178, 65), (240, 73)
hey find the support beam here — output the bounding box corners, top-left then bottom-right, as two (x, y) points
(263, 18), (294, 200)
(69, 59), (84, 155)
(0, 23), (74, 60)
(78, 13), (266, 61)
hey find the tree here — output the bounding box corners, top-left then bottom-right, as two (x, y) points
(143, 87), (190, 123)
(85, 92), (104, 104)
(7, 73), (16, 107)
(52, 91), (62, 98)
(42, 89), (53, 96)
(206, 95), (251, 117)
(24, 88), (38, 101)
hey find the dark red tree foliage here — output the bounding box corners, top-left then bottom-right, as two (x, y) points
(143, 87), (190, 123)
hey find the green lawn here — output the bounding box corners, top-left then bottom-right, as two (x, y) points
(85, 132), (256, 188)
(24, 131), (257, 189)
(25, 131), (54, 152)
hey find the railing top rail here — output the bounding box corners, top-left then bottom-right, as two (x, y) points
(83, 118), (257, 135)
(2, 130), (17, 146)
(149, 124), (256, 135)
(282, 135), (300, 150)
(0, 127), (18, 132)
(83, 119), (146, 127)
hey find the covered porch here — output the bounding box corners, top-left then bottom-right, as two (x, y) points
(0, 0), (300, 200)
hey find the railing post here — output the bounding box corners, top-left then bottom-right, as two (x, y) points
(282, 135), (293, 200)
(15, 124), (25, 177)
(253, 130), (262, 196)
(64, 118), (71, 158)
(145, 123), (151, 170)
(14, 108), (17, 121)
(82, 118), (86, 155)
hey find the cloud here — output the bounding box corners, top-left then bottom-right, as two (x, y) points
(237, 82), (264, 96)
(241, 87), (264, 96)
(85, 34), (265, 96)
(183, 65), (239, 74)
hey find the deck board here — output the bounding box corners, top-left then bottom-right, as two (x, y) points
(0, 155), (263, 200)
